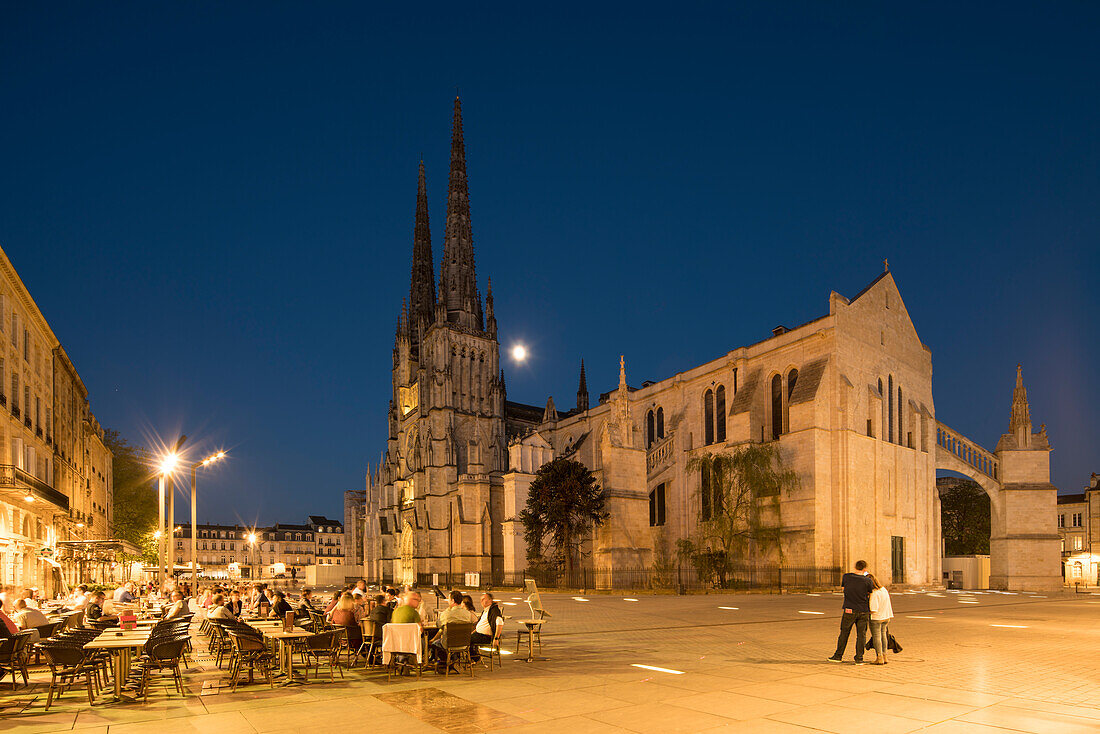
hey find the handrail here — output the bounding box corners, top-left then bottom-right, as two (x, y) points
(646, 432), (675, 474)
(0, 464), (70, 510)
(935, 423), (998, 480)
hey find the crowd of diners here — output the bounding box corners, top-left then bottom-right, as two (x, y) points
(1, 577), (508, 677)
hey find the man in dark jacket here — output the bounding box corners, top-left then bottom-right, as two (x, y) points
(828, 559), (874, 664)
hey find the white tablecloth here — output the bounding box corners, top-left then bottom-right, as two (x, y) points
(381, 622), (422, 664)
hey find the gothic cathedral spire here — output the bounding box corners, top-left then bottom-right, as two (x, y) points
(577, 360), (589, 411)
(441, 96), (480, 328)
(409, 160), (436, 350)
(1009, 364), (1032, 447)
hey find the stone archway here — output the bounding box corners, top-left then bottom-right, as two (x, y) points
(934, 368), (1061, 592)
(399, 521), (416, 587)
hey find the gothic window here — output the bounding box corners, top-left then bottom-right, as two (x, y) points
(787, 369), (798, 399)
(898, 386), (905, 446)
(770, 374), (783, 440)
(656, 407), (665, 440)
(703, 390), (715, 446)
(887, 375), (894, 443)
(646, 410), (655, 448)
(715, 385), (726, 443)
(649, 482), (666, 527)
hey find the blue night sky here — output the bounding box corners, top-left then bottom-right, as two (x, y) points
(1, 3), (1097, 524)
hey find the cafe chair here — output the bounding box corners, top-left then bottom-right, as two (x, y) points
(226, 631), (276, 692)
(138, 636), (189, 701)
(39, 642), (97, 710)
(303, 630), (345, 682)
(356, 619), (381, 668)
(381, 623), (422, 681)
(482, 624), (505, 671)
(440, 621), (475, 677)
(0, 632), (33, 690)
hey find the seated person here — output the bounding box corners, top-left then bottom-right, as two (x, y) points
(12, 599), (49, 643)
(226, 590), (244, 617)
(163, 591), (189, 620)
(330, 592), (364, 653)
(461, 595), (479, 623)
(271, 590), (294, 619)
(430, 591), (473, 666)
(20, 588), (39, 609)
(86, 591), (119, 625)
(390, 590), (422, 627)
(207, 593), (236, 620)
(113, 582), (136, 604)
(470, 592), (504, 661)
(296, 588), (317, 619)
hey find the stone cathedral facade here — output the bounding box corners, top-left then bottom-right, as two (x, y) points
(361, 99), (1049, 589)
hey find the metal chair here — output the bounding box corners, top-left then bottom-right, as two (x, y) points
(225, 631), (276, 692)
(138, 636), (189, 701)
(40, 642), (97, 710)
(381, 623), (422, 681)
(302, 630), (344, 682)
(439, 621), (475, 677)
(0, 632), (33, 690)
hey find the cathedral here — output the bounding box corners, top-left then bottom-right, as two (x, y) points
(361, 99), (996, 588)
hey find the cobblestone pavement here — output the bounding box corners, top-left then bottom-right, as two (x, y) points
(3, 589), (1099, 733)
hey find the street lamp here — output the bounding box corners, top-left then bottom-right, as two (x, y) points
(157, 435), (187, 589)
(189, 451), (226, 592)
(247, 532), (257, 581)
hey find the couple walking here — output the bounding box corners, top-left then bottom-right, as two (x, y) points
(828, 559), (895, 665)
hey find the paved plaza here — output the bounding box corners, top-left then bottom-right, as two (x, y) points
(3, 589), (1100, 733)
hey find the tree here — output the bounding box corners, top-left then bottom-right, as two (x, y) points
(677, 442), (799, 586)
(939, 478), (991, 555)
(519, 457), (608, 577)
(104, 429), (157, 549)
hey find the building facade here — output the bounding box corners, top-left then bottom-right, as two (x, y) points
(0, 245), (111, 594)
(309, 516), (344, 566)
(176, 520), (325, 579)
(359, 101), (1058, 591)
(1058, 473), (1099, 585)
(344, 489), (366, 569)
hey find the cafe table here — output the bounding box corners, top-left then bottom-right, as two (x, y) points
(514, 619), (546, 662)
(83, 628), (152, 701)
(244, 619), (313, 685)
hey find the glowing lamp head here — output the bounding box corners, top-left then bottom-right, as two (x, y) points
(248, 533), (257, 544)
(159, 453), (179, 474)
(154, 530), (162, 539)
(75, 522), (84, 528)
(24, 494), (35, 503)
(511, 344), (528, 362)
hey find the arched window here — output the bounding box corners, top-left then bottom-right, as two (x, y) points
(898, 386), (904, 445)
(704, 390), (715, 446)
(887, 376), (894, 443)
(770, 374), (783, 440)
(656, 407), (665, 440)
(646, 410), (655, 448)
(715, 385), (726, 443)
(787, 369), (799, 399)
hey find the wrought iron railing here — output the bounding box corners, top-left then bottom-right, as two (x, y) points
(0, 464), (69, 510)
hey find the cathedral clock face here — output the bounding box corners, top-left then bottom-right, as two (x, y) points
(405, 428), (419, 473)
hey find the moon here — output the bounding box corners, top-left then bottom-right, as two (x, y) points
(511, 344), (528, 362)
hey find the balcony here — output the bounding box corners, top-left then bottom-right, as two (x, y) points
(12, 405), (19, 418)
(36, 426), (43, 438)
(0, 464), (69, 511)
(0, 393), (5, 407)
(24, 416), (32, 429)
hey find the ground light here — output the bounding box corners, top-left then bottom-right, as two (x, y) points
(718, 606), (739, 610)
(631, 664), (684, 675)
(798, 610), (825, 615)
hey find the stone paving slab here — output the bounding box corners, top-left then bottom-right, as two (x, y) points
(2, 590), (1099, 732)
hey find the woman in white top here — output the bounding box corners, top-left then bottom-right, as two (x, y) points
(868, 574), (894, 665)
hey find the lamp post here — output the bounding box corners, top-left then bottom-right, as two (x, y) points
(157, 436), (187, 589)
(189, 451), (226, 592)
(247, 533), (257, 581)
